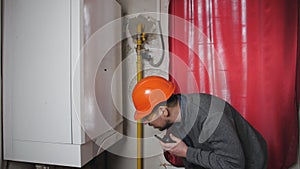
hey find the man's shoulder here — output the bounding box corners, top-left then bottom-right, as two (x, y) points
(182, 93), (212, 101)
(183, 93), (227, 107)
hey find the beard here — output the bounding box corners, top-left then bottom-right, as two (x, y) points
(159, 121), (173, 131)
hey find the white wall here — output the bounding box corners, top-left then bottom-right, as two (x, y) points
(106, 0), (178, 169)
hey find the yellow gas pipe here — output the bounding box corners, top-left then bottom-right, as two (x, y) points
(136, 24), (145, 169)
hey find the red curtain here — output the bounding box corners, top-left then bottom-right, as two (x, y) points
(169, 0), (299, 169)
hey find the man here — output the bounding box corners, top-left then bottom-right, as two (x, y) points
(132, 76), (268, 169)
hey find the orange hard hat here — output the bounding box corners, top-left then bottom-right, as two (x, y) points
(132, 76), (175, 120)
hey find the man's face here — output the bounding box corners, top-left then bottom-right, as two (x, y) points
(143, 109), (172, 131)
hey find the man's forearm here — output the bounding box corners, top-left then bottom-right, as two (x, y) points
(186, 147), (245, 169)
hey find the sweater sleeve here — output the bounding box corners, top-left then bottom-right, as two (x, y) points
(186, 113), (245, 169)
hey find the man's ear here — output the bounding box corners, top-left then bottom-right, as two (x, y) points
(159, 106), (169, 118)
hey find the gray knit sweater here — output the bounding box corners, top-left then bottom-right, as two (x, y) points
(168, 94), (267, 169)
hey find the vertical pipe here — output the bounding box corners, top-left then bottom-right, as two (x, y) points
(136, 24), (144, 169)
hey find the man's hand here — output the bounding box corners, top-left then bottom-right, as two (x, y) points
(159, 134), (188, 157)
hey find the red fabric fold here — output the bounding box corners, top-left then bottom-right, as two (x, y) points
(169, 0), (299, 168)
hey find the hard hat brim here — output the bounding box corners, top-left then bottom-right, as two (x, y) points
(134, 109), (151, 121)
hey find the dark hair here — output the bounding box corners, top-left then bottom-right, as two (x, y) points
(151, 94), (178, 113)
(166, 94), (178, 107)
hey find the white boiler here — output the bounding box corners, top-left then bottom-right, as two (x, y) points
(3, 0), (123, 167)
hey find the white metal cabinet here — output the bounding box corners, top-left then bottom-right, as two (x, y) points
(3, 0), (122, 167)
